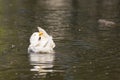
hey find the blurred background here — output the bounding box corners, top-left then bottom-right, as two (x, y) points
(0, 0), (120, 80)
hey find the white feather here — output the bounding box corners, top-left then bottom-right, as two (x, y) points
(28, 27), (55, 53)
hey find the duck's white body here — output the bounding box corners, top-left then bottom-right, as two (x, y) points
(28, 27), (55, 53)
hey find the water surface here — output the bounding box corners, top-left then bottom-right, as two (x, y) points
(0, 0), (120, 80)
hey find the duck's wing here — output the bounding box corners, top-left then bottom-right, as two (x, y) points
(49, 36), (55, 48)
(37, 27), (55, 48)
(42, 36), (55, 48)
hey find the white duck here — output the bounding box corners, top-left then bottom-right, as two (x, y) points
(28, 27), (55, 53)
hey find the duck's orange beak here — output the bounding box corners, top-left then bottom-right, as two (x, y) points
(39, 32), (43, 36)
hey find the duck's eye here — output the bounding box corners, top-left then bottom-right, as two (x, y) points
(39, 37), (41, 40)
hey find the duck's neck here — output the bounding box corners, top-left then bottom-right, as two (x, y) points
(31, 40), (39, 46)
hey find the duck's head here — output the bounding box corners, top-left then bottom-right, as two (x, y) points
(38, 31), (43, 37)
(37, 27), (49, 38)
(30, 32), (41, 44)
(30, 27), (50, 45)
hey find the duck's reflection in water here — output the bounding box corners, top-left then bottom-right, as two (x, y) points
(29, 53), (64, 78)
(29, 53), (54, 76)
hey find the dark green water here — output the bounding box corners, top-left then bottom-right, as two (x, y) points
(0, 0), (120, 80)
